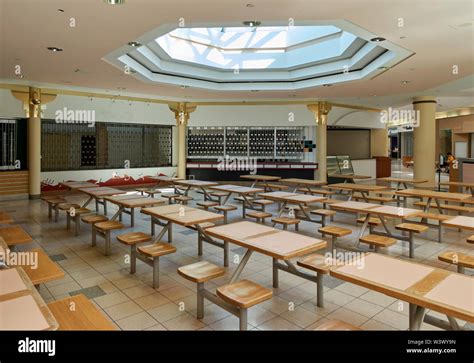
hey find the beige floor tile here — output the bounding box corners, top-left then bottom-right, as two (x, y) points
(159, 285), (195, 302)
(104, 300), (143, 321)
(145, 323), (167, 331)
(325, 307), (369, 327)
(334, 282), (369, 297)
(323, 289), (356, 306)
(161, 313), (206, 330)
(359, 290), (397, 307)
(372, 309), (409, 330)
(148, 302), (186, 323)
(116, 312), (158, 331)
(280, 306), (322, 328)
(48, 281), (82, 296)
(257, 316), (301, 331)
(360, 319), (397, 330)
(135, 292), (170, 310)
(209, 315), (250, 331)
(122, 284), (156, 299)
(94, 291), (130, 309)
(112, 277), (144, 290)
(344, 299), (385, 318)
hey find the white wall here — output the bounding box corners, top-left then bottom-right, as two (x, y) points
(352, 159), (377, 179)
(0, 89), (24, 117)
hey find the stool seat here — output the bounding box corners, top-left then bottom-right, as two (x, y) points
(95, 221), (124, 231)
(117, 232), (152, 245)
(253, 199), (274, 206)
(214, 205), (237, 212)
(415, 212), (452, 222)
(271, 217), (300, 225)
(197, 201), (219, 208)
(395, 223), (428, 233)
(175, 196), (193, 201)
(246, 211), (272, 219)
(438, 251), (474, 269)
(67, 207), (91, 215)
(210, 192), (228, 197)
(57, 203), (81, 210)
(297, 254), (333, 274)
(314, 320), (362, 331)
(359, 234), (396, 248)
(81, 215), (109, 224)
(356, 217), (382, 226)
(177, 261), (225, 283)
(318, 226), (352, 237)
(216, 280), (273, 309)
(138, 242), (177, 258)
(311, 209), (336, 217)
(467, 235), (474, 244)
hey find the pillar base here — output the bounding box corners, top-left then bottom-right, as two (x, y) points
(29, 194), (41, 200)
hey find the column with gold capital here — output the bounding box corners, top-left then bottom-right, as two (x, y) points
(169, 102), (196, 179)
(307, 102), (332, 182)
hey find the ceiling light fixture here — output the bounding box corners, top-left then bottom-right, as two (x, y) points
(243, 21), (261, 27)
(378, 66), (389, 70)
(104, 0), (125, 4)
(322, 84), (332, 87)
(47, 47), (63, 52)
(180, 85), (189, 89)
(401, 80), (410, 84)
(370, 37), (386, 42)
(128, 41), (141, 48)
(246, 3), (255, 7)
(58, 9), (64, 12)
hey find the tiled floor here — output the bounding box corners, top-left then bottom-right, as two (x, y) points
(3, 163), (472, 331)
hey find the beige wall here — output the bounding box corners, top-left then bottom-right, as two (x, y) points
(370, 128), (389, 157)
(436, 114), (474, 157)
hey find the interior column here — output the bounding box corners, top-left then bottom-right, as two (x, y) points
(169, 102), (196, 179)
(28, 87), (42, 199)
(308, 102), (332, 182)
(413, 96), (437, 188)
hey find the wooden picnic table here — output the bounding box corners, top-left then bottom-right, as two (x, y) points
(325, 183), (388, 201)
(47, 294), (116, 330)
(16, 248), (65, 286)
(396, 188), (471, 212)
(442, 215), (474, 231)
(330, 253), (474, 330)
(0, 225), (33, 250)
(377, 177), (428, 190)
(0, 267), (58, 330)
(173, 180), (219, 200)
(59, 181), (98, 190)
(279, 178), (327, 193)
(141, 205), (226, 265)
(0, 212), (13, 224)
(259, 191), (326, 226)
(208, 184), (264, 216)
(104, 195), (165, 227)
(330, 174), (371, 183)
(206, 221), (327, 304)
(148, 176), (183, 193)
(438, 181), (474, 196)
(240, 174), (281, 190)
(77, 186), (126, 214)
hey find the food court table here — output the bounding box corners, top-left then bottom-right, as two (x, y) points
(258, 191), (326, 225)
(104, 196), (165, 227)
(0, 225), (33, 250)
(206, 221), (327, 304)
(279, 178), (327, 193)
(173, 180), (219, 200)
(396, 188), (471, 212)
(439, 181), (474, 196)
(77, 186), (126, 214)
(141, 205), (226, 265)
(442, 215), (474, 232)
(208, 184), (264, 216)
(0, 267), (58, 330)
(330, 253), (474, 330)
(240, 174), (281, 190)
(59, 181), (98, 190)
(377, 177), (428, 190)
(325, 183), (388, 201)
(330, 174), (371, 183)
(149, 175), (183, 193)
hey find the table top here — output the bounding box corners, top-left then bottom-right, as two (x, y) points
(367, 205), (423, 218)
(0, 268), (58, 330)
(142, 205), (223, 227)
(438, 181), (474, 188)
(329, 201), (380, 213)
(396, 188), (471, 201)
(104, 196), (165, 208)
(149, 176), (183, 182)
(378, 177), (428, 184)
(279, 178), (327, 186)
(174, 180), (219, 187)
(0, 225), (33, 246)
(206, 221), (326, 260)
(442, 215), (474, 231)
(77, 186), (126, 197)
(0, 212), (13, 224)
(47, 294), (116, 330)
(16, 248), (65, 286)
(259, 191), (325, 204)
(331, 174), (371, 180)
(240, 174), (281, 181)
(209, 184), (264, 194)
(59, 181), (98, 190)
(326, 183), (388, 192)
(330, 253), (474, 323)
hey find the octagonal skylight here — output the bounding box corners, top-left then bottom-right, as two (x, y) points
(103, 20), (414, 91)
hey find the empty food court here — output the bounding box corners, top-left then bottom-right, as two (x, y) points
(0, 0), (473, 358)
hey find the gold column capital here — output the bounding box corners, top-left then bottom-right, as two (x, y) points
(169, 102), (197, 126)
(11, 88), (56, 118)
(307, 102), (332, 125)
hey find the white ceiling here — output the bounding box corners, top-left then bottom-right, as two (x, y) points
(0, 0), (473, 110)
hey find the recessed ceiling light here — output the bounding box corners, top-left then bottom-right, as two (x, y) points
(47, 47), (63, 52)
(401, 80), (410, 84)
(58, 9), (64, 12)
(128, 41), (141, 48)
(378, 66), (389, 70)
(250, 90), (259, 92)
(104, 0), (125, 4)
(370, 37), (386, 42)
(180, 85), (189, 89)
(243, 21), (261, 27)
(400, 36), (406, 39)
(246, 3), (255, 7)
(322, 84), (332, 87)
